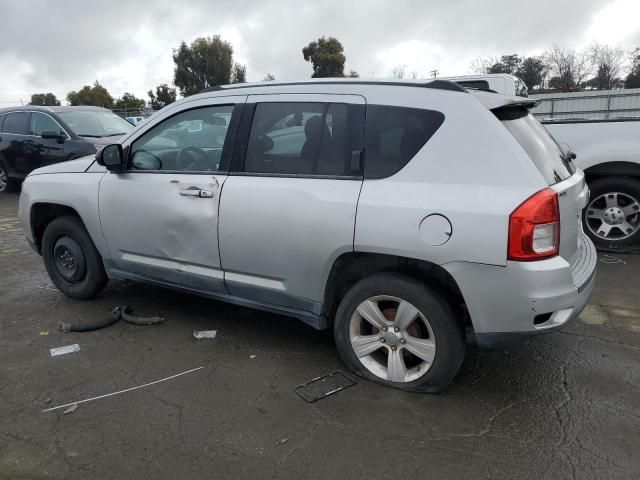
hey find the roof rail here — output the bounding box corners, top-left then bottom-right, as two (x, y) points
(199, 79), (466, 94)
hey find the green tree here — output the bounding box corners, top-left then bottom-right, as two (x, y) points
(625, 48), (640, 89)
(231, 63), (247, 83)
(29, 93), (60, 106)
(586, 44), (625, 90)
(302, 36), (346, 77)
(262, 73), (275, 81)
(347, 70), (360, 78)
(488, 54), (522, 75)
(516, 56), (548, 92)
(113, 93), (146, 112)
(67, 81), (114, 107)
(173, 35), (246, 96)
(148, 84), (177, 110)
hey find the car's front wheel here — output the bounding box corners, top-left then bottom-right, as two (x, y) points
(333, 273), (465, 393)
(42, 216), (108, 299)
(0, 161), (16, 193)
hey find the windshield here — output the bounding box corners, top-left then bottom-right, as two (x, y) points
(497, 108), (574, 185)
(57, 111), (134, 137)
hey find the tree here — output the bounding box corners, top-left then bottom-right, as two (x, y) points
(516, 56), (548, 92)
(29, 93), (60, 106)
(262, 73), (275, 81)
(488, 54), (522, 75)
(545, 45), (591, 92)
(148, 84), (177, 110)
(586, 43), (625, 90)
(302, 36), (346, 77)
(173, 35), (246, 96)
(391, 65), (406, 79)
(469, 56), (499, 74)
(113, 93), (145, 112)
(347, 70), (360, 78)
(626, 48), (640, 88)
(231, 63), (247, 83)
(67, 81), (114, 107)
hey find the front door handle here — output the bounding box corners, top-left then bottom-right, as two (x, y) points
(179, 187), (214, 198)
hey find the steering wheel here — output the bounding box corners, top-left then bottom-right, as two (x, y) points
(175, 146), (209, 171)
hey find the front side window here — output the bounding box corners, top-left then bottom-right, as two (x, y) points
(30, 112), (62, 136)
(129, 105), (235, 172)
(57, 110), (134, 138)
(244, 102), (356, 176)
(364, 105), (445, 179)
(3, 112), (29, 135)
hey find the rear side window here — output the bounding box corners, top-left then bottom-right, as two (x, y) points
(457, 80), (490, 90)
(364, 105), (444, 179)
(244, 102), (362, 176)
(3, 112), (29, 135)
(497, 108), (573, 185)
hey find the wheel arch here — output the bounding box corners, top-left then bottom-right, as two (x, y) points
(322, 252), (470, 333)
(30, 202), (84, 253)
(584, 161), (640, 180)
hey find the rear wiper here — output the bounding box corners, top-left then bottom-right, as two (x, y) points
(78, 134), (101, 138)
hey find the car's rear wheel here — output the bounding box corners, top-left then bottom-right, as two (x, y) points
(333, 273), (465, 393)
(583, 176), (640, 250)
(42, 216), (108, 299)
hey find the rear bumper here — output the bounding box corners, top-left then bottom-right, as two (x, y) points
(444, 234), (597, 348)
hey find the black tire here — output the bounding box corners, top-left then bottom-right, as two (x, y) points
(583, 176), (640, 250)
(42, 216), (108, 299)
(333, 273), (465, 393)
(0, 159), (16, 193)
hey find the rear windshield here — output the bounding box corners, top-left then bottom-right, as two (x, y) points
(497, 108), (574, 184)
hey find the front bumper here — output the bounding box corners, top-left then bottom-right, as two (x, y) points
(444, 234), (597, 348)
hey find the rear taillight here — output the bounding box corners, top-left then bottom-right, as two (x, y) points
(508, 188), (560, 261)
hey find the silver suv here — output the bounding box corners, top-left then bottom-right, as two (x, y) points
(19, 79), (597, 392)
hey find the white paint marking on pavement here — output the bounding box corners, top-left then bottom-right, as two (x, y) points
(50, 344), (81, 357)
(42, 366), (204, 413)
(193, 330), (217, 339)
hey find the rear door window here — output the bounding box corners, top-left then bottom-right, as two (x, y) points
(364, 105), (444, 179)
(497, 108), (573, 184)
(3, 112), (29, 135)
(244, 102), (361, 176)
(30, 112), (62, 136)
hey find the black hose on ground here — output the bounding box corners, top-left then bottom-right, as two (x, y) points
(58, 306), (164, 333)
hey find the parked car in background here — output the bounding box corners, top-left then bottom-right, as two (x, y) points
(19, 79), (596, 392)
(126, 116), (145, 126)
(442, 74), (529, 97)
(0, 106), (134, 192)
(543, 119), (640, 249)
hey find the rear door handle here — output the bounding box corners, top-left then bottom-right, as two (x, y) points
(179, 187), (214, 198)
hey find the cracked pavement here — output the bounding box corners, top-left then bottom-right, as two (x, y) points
(0, 192), (639, 479)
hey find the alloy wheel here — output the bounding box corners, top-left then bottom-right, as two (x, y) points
(0, 166), (7, 192)
(349, 295), (436, 383)
(585, 192), (640, 241)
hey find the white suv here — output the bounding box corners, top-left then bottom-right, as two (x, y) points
(19, 79), (596, 392)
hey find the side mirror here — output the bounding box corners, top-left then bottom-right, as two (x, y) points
(41, 130), (65, 143)
(97, 144), (125, 172)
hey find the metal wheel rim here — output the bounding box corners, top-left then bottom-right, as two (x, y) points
(349, 295), (436, 383)
(0, 166), (7, 192)
(53, 236), (86, 282)
(585, 191), (640, 241)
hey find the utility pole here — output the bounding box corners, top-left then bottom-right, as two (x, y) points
(430, 69), (439, 79)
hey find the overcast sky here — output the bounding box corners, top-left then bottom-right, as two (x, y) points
(1, 0), (639, 106)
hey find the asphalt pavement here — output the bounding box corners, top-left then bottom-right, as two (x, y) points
(1, 192), (639, 480)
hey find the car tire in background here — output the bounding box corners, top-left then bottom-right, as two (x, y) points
(583, 176), (640, 251)
(333, 273), (465, 393)
(0, 160), (16, 193)
(42, 216), (108, 299)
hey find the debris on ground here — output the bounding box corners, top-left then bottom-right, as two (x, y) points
(63, 404), (79, 415)
(249, 354), (257, 359)
(293, 371), (356, 403)
(276, 438), (290, 446)
(600, 254), (627, 264)
(50, 344), (81, 357)
(39, 331), (49, 336)
(193, 330), (217, 339)
(42, 366), (204, 413)
(58, 305), (164, 333)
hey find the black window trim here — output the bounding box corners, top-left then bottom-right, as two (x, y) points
(122, 102), (243, 175)
(230, 101), (365, 180)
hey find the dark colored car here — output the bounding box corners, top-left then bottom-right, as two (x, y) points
(0, 106), (134, 192)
